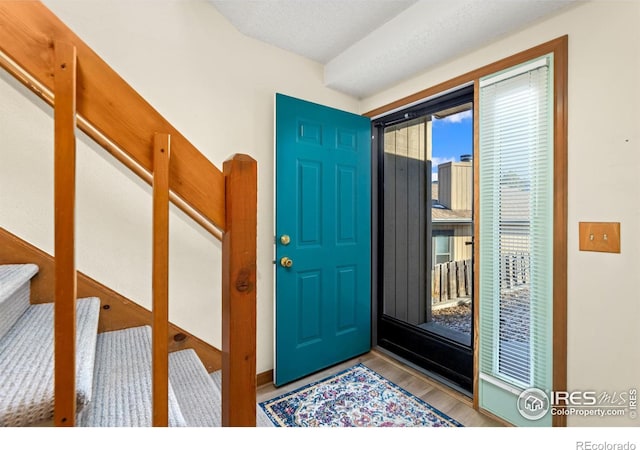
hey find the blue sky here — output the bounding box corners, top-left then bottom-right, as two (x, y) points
(431, 110), (473, 181)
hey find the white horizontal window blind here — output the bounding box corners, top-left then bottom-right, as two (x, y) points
(478, 54), (554, 425)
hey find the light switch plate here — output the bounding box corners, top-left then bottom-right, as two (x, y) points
(578, 222), (620, 253)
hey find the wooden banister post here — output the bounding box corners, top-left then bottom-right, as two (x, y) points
(152, 133), (171, 427)
(222, 154), (257, 427)
(53, 40), (77, 427)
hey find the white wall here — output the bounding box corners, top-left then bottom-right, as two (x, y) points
(362, 1), (640, 426)
(0, 0), (359, 375)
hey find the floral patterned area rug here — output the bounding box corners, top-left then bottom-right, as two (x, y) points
(259, 363), (463, 427)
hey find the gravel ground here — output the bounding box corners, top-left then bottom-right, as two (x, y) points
(431, 289), (530, 339)
(432, 304), (472, 335)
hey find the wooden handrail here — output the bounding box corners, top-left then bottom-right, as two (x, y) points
(0, 1), (258, 428)
(0, 47), (222, 240)
(0, 1), (226, 236)
(152, 134), (171, 427)
(53, 40), (77, 427)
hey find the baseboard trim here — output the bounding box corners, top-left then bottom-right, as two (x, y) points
(257, 369), (273, 387)
(0, 226), (222, 373)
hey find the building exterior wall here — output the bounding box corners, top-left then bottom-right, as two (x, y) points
(438, 161), (472, 210)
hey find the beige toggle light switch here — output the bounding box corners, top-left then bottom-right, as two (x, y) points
(579, 222), (620, 253)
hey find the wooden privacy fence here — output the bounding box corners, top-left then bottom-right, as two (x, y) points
(432, 259), (472, 305)
(501, 252), (530, 289)
(431, 253), (531, 305)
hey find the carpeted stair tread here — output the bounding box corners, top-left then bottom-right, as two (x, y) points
(78, 325), (186, 427)
(0, 264), (38, 341)
(209, 370), (274, 427)
(169, 349), (220, 426)
(0, 297), (100, 426)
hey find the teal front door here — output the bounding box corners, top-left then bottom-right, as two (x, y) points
(275, 93), (371, 386)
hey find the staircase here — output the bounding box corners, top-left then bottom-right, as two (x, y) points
(0, 264), (272, 427)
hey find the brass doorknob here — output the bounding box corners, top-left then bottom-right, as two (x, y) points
(280, 257), (293, 268)
(280, 234), (291, 245)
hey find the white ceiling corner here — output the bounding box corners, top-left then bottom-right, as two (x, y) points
(210, 0), (579, 99)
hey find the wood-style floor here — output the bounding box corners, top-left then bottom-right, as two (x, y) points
(257, 348), (502, 427)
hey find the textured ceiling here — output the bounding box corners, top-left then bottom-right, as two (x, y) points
(210, 0), (419, 63)
(210, 0), (578, 98)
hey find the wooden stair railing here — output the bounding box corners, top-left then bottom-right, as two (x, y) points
(53, 40), (78, 426)
(0, 1), (257, 427)
(152, 133), (171, 427)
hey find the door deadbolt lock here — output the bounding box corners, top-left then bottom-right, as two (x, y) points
(280, 234), (291, 245)
(280, 257), (293, 268)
